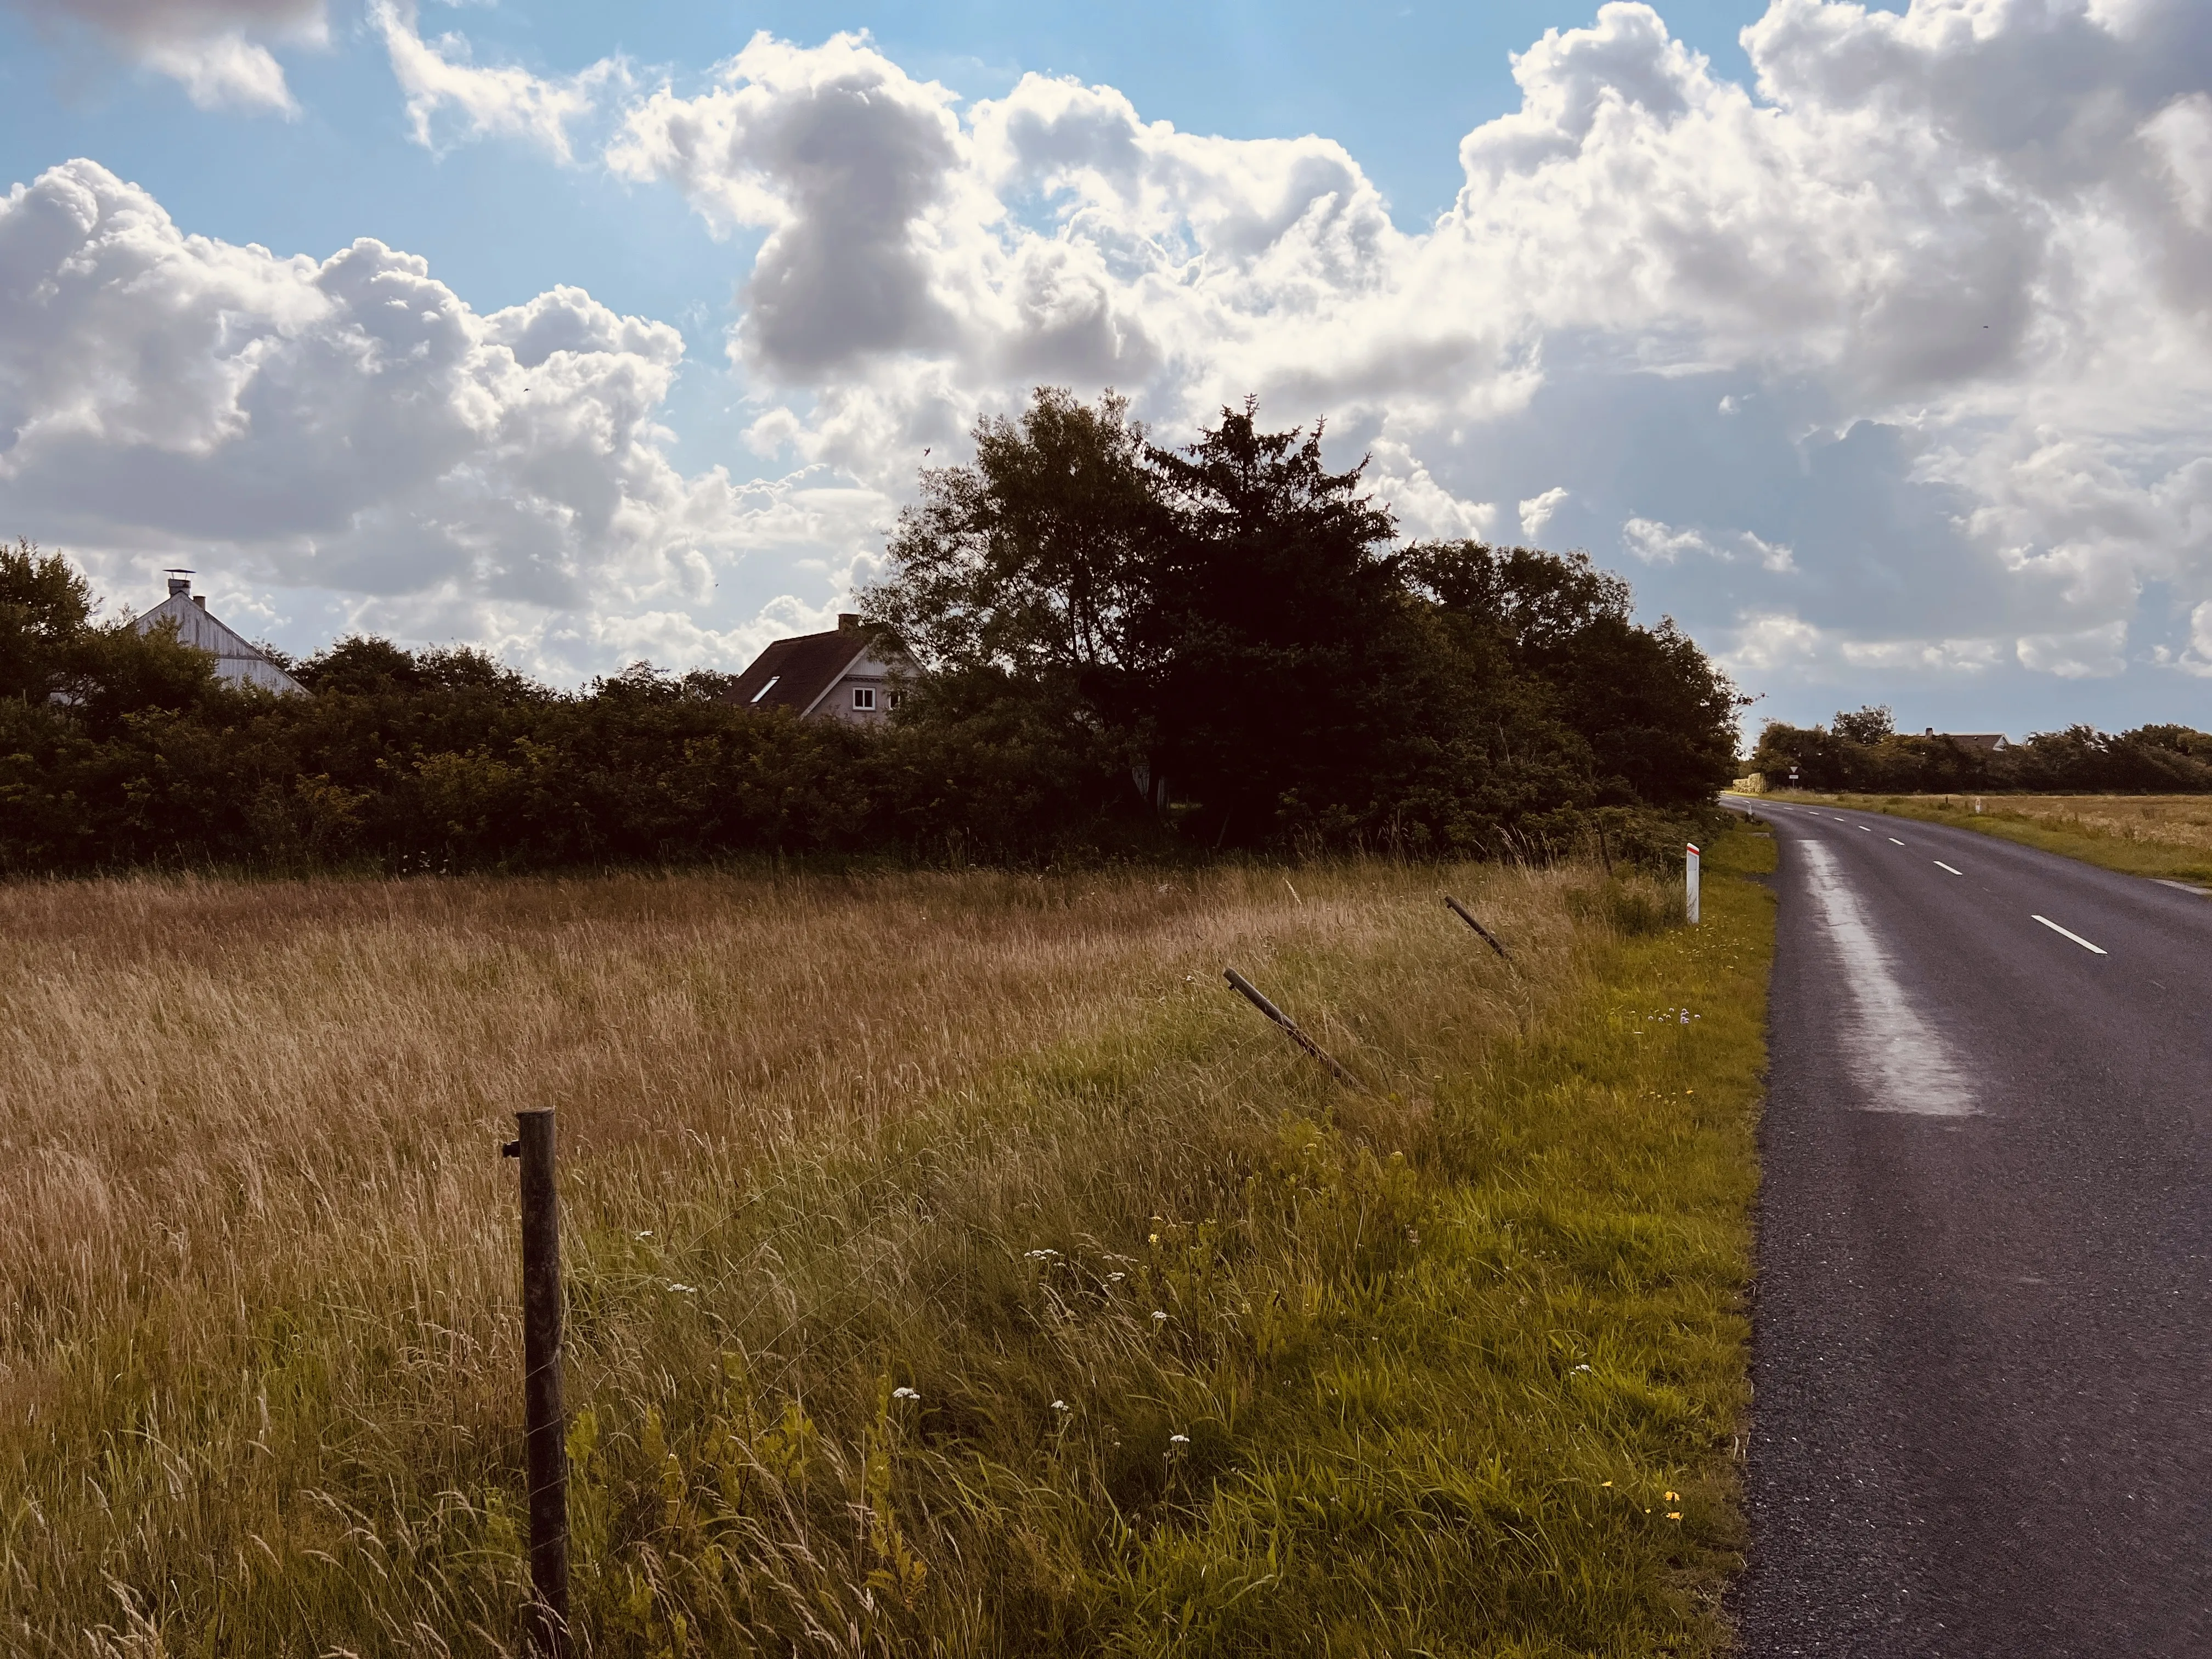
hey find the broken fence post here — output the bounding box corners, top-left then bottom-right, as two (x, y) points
(1443, 896), (1511, 960)
(503, 1109), (571, 1658)
(1686, 841), (1701, 925)
(1223, 968), (1360, 1088)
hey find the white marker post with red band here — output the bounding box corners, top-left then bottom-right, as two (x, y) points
(1686, 842), (1701, 924)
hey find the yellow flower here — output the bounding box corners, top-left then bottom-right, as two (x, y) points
(1667, 1512), (1683, 1522)
(1148, 1234), (1161, 1246)
(1664, 1491), (1678, 1502)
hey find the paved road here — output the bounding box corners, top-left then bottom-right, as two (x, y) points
(1736, 799), (2212, 1657)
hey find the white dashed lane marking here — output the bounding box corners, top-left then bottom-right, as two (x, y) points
(1935, 861), (1963, 876)
(1889, 838), (1906, 845)
(2033, 915), (2108, 955)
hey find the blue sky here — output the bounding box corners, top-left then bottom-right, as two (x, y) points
(1, 0), (2207, 740)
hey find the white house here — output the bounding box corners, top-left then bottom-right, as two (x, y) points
(131, 573), (304, 693)
(726, 614), (912, 724)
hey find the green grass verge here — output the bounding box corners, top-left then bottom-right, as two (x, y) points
(562, 843), (1776, 1656)
(1077, 836), (1778, 1656)
(1755, 791), (2212, 885)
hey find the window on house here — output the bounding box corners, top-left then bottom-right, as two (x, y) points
(852, 686), (877, 710)
(887, 691), (901, 710)
(749, 675), (780, 703)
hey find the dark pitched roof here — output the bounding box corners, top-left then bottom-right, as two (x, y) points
(726, 627), (874, 714)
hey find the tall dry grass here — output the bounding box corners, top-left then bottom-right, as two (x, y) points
(0, 855), (1760, 1655)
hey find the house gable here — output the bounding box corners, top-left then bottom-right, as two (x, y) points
(131, 580), (304, 693)
(727, 616), (913, 724)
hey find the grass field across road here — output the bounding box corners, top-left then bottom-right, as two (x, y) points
(1759, 791), (2212, 887)
(2, 835), (1775, 1656)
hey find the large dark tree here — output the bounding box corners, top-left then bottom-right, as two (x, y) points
(1399, 541), (1741, 808)
(867, 390), (1742, 848)
(1141, 400), (1407, 840)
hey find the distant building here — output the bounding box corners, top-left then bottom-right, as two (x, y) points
(1922, 728), (2010, 753)
(726, 614), (912, 724)
(131, 572), (304, 693)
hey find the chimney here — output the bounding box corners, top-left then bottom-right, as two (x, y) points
(194, 595), (206, 610)
(1925, 726), (1934, 737)
(166, 571), (193, 597)
(838, 612), (861, 631)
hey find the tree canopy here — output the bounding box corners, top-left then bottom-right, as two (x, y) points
(865, 390), (1742, 850)
(1748, 712), (2212, 794)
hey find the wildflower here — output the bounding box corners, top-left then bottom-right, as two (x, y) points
(1151, 1311), (1169, 1324)
(1148, 1233), (1161, 1246)
(1664, 1491), (1679, 1502)
(1667, 1512), (1683, 1522)
(666, 1282), (697, 1294)
(1169, 1434), (1189, 1447)
(1601, 1481), (1613, 1488)
(1107, 1271), (1126, 1283)
(636, 1231), (653, 1240)
(1051, 1400), (1070, 1413)
(1572, 1363), (1592, 1373)
(1024, 1248), (1059, 1261)
(891, 1386), (920, 1403)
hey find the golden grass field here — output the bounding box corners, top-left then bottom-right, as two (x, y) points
(1, 843), (1774, 1656)
(1768, 792), (2212, 884)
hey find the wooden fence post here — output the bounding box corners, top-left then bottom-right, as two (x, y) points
(1442, 896), (1511, 960)
(1223, 968), (1360, 1087)
(504, 1109), (569, 1657)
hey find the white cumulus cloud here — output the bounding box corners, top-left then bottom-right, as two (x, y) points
(1518, 487), (1568, 541)
(0, 159), (887, 677)
(4, 0), (325, 112)
(589, 4), (2212, 709)
(371, 0), (626, 163)
(7, 0), (2212, 714)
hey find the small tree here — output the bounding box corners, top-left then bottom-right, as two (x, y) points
(1832, 705), (1894, 745)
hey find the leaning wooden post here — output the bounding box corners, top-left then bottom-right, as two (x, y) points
(1685, 841), (1701, 925)
(503, 1109), (570, 1657)
(1442, 896), (1511, 960)
(1223, 969), (1359, 1087)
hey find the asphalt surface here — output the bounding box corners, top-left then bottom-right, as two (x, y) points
(1736, 799), (2212, 1657)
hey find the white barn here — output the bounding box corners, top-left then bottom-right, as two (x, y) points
(131, 573), (304, 694)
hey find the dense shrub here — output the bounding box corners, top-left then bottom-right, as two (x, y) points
(1, 393), (1745, 874)
(1748, 704), (2212, 795)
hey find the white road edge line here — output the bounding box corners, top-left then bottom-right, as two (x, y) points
(2032, 915), (2108, 955)
(1934, 860), (1963, 875)
(1798, 839), (1977, 1115)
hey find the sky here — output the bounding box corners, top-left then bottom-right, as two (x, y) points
(1, 0), (2208, 740)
